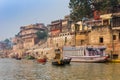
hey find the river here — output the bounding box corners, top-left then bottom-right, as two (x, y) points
(0, 58), (120, 80)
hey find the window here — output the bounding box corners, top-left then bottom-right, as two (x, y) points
(112, 54), (118, 59)
(99, 37), (103, 43)
(113, 17), (120, 27)
(56, 43), (58, 47)
(103, 19), (109, 25)
(113, 35), (116, 40)
(81, 40), (84, 45)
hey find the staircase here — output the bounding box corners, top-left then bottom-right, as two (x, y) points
(31, 39), (48, 50)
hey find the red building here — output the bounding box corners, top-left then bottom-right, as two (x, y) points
(94, 10), (100, 20)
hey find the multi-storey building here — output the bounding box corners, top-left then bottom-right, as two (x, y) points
(12, 35), (23, 50)
(68, 12), (117, 59)
(84, 12), (120, 59)
(13, 23), (47, 50)
(12, 6), (120, 59)
(47, 11), (120, 59)
(47, 16), (74, 48)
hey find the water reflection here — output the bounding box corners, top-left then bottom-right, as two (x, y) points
(0, 58), (120, 80)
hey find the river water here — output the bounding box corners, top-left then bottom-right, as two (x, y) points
(0, 58), (120, 80)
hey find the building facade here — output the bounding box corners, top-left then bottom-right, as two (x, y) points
(13, 23), (47, 50)
(47, 16), (74, 48)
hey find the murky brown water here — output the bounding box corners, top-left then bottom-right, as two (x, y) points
(0, 58), (120, 80)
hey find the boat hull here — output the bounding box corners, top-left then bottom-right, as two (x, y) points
(25, 55), (35, 60)
(37, 58), (46, 63)
(70, 56), (108, 63)
(52, 61), (64, 66)
(15, 57), (21, 60)
(52, 58), (71, 66)
(63, 46), (108, 63)
(62, 58), (72, 64)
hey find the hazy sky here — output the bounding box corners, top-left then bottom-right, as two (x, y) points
(0, 0), (70, 41)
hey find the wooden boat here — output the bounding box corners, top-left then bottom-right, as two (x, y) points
(52, 48), (71, 66)
(37, 58), (47, 63)
(63, 46), (108, 63)
(15, 54), (21, 60)
(15, 57), (21, 60)
(52, 58), (71, 66)
(25, 55), (35, 60)
(52, 60), (65, 66)
(62, 58), (72, 64)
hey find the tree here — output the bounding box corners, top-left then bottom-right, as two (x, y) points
(36, 30), (48, 40)
(0, 39), (12, 50)
(4, 39), (10, 44)
(109, 0), (119, 13)
(3, 38), (12, 49)
(69, 0), (93, 22)
(69, 0), (120, 22)
(98, 0), (119, 14)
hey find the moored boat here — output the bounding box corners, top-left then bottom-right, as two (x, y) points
(15, 54), (22, 60)
(37, 58), (47, 63)
(63, 46), (108, 63)
(52, 48), (72, 66)
(52, 60), (65, 66)
(25, 55), (35, 60)
(62, 58), (72, 64)
(15, 57), (22, 60)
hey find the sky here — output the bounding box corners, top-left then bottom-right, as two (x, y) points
(0, 0), (70, 41)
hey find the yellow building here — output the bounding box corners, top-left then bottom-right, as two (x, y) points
(100, 13), (112, 25)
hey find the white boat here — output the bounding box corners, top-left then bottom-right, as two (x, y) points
(62, 46), (108, 63)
